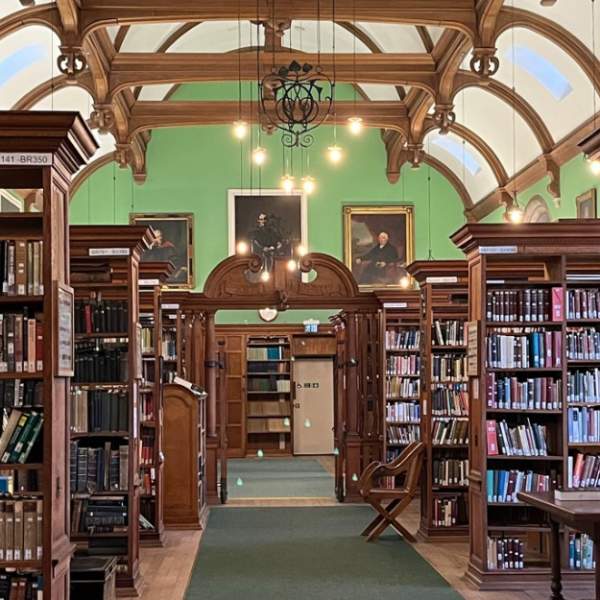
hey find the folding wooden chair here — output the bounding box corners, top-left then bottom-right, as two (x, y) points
(358, 441), (424, 543)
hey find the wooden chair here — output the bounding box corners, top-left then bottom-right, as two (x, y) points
(358, 441), (424, 543)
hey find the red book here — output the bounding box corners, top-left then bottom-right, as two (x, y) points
(486, 420), (499, 455)
(551, 287), (564, 322)
(84, 304), (92, 334)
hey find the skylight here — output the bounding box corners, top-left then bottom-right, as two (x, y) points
(0, 44), (46, 87)
(430, 136), (482, 176)
(504, 45), (573, 101)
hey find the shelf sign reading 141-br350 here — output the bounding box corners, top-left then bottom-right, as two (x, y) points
(0, 153), (53, 166)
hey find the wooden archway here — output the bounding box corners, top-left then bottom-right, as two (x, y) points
(183, 252), (381, 504)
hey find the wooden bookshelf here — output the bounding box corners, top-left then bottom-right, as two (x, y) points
(69, 225), (155, 597)
(408, 260), (469, 542)
(0, 112), (96, 599)
(452, 222), (600, 592)
(138, 262), (175, 548)
(379, 293), (421, 469)
(245, 335), (292, 455)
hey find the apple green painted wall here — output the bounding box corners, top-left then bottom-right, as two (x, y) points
(70, 85), (467, 323)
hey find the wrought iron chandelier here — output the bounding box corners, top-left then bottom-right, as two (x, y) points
(259, 60), (335, 148)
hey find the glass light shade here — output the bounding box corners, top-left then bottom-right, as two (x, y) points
(508, 206), (524, 224)
(347, 117), (363, 135)
(232, 120), (248, 139)
(302, 176), (316, 194)
(252, 146), (267, 165)
(280, 174), (295, 193)
(590, 159), (600, 175)
(327, 144), (343, 164)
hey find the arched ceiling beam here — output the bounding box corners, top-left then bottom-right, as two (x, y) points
(11, 75), (93, 110)
(417, 26), (434, 53)
(496, 7), (600, 94)
(71, 151), (116, 197)
(422, 152), (474, 213)
(56, 0), (79, 34)
(0, 4), (61, 40)
(453, 69), (555, 152)
(113, 25), (130, 52)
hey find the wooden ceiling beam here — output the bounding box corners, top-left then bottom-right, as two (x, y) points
(108, 52), (437, 98)
(56, 0), (80, 33)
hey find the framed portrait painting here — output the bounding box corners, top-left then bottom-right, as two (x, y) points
(576, 189), (597, 219)
(344, 205), (415, 289)
(129, 213), (194, 288)
(227, 189), (308, 269)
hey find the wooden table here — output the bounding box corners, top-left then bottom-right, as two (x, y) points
(518, 491), (600, 600)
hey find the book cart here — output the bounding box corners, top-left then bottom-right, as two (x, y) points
(0, 112), (96, 599)
(408, 260), (470, 541)
(452, 222), (599, 593)
(138, 262), (175, 547)
(69, 225), (155, 596)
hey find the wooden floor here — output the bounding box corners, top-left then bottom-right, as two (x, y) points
(138, 498), (591, 600)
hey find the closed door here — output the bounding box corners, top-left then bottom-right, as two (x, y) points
(293, 359), (334, 455)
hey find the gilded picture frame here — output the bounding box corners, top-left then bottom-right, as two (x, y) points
(343, 205), (415, 290)
(576, 189), (597, 219)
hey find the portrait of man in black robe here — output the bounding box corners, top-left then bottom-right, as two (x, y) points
(355, 231), (399, 285)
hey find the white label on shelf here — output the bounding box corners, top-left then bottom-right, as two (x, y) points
(478, 245), (517, 255)
(88, 247), (130, 257)
(0, 152), (53, 166)
(383, 302), (408, 308)
(139, 278), (160, 286)
(487, 279), (505, 284)
(426, 276), (457, 284)
(161, 303), (180, 310)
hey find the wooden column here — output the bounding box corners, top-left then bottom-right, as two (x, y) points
(217, 340), (228, 503)
(204, 311), (219, 504)
(345, 310), (362, 502)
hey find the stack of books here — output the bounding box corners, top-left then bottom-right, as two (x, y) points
(486, 374), (562, 410)
(0, 498), (43, 561)
(431, 419), (468, 446)
(73, 341), (129, 383)
(0, 573), (42, 599)
(486, 469), (551, 503)
(0, 381), (42, 410)
(0, 411), (43, 464)
(0, 240), (44, 296)
(566, 328), (600, 360)
(386, 402), (420, 422)
(487, 537), (525, 570)
(433, 320), (465, 346)
(486, 419), (550, 456)
(431, 385), (468, 416)
(0, 311), (43, 373)
(567, 407), (600, 443)
(432, 497), (463, 527)
(486, 288), (557, 323)
(567, 288), (600, 320)
(569, 532), (595, 570)
(70, 441), (129, 492)
(432, 458), (469, 487)
(431, 355), (467, 382)
(567, 453), (600, 488)
(386, 424), (420, 445)
(386, 355), (420, 376)
(385, 329), (420, 351)
(74, 299), (128, 334)
(71, 497), (128, 535)
(567, 369), (600, 404)
(486, 329), (562, 369)
(70, 388), (129, 433)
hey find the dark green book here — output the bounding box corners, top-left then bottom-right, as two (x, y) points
(18, 413), (43, 464)
(9, 412), (40, 463)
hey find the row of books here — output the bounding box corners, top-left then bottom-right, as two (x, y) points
(0, 312), (43, 374)
(247, 362), (289, 374)
(385, 355), (420, 377)
(0, 471), (39, 496)
(487, 537), (525, 570)
(565, 328), (600, 360)
(0, 498), (42, 562)
(0, 240), (44, 297)
(73, 341), (129, 383)
(141, 395), (154, 422)
(386, 424), (420, 446)
(432, 497), (465, 527)
(431, 355), (467, 382)
(247, 346), (286, 361)
(0, 573), (42, 600)
(485, 374), (562, 410)
(71, 497), (128, 535)
(567, 288), (600, 321)
(568, 407), (600, 443)
(0, 381), (42, 410)
(431, 419), (468, 446)
(432, 458), (469, 487)
(162, 330), (177, 360)
(385, 377), (419, 399)
(247, 378), (291, 392)
(567, 453), (600, 489)
(569, 532), (595, 570)
(486, 419), (550, 457)
(385, 402), (420, 423)
(69, 441), (129, 493)
(433, 320), (465, 346)
(141, 467), (156, 496)
(567, 369), (600, 404)
(385, 329), (420, 351)
(0, 411), (43, 464)
(140, 434), (154, 467)
(486, 469), (551, 503)
(70, 388), (128, 433)
(74, 299), (129, 334)
(486, 330), (562, 369)
(485, 288), (558, 323)
(431, 385), (469, 416)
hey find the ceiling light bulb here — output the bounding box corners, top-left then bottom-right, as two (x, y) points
(590, 159), (600, 175)
(347, 117), (363, 135)
(327, 144), (343, 164)
(252, 146), (267, 166)
(280, 174), (295, 193)
(236, 241), (249, 255)
(508, 206), (524, 224)
(400, 275), (411, 289)
(302, 176), (316, 194)
(287, 259), (297, 272)
(232, 120), (248, 140)
(296, 245), (307, 257)
(260, 270), (270, 282)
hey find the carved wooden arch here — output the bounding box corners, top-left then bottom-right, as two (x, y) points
(0, 4), (61, 41)
(203, 252), (362, 310)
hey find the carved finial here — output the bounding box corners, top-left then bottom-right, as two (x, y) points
(89, 104), (115, 134)
(115, 143), (131, 169)
(433, 104), (456, 135)
(469, 47), (499, 79)
(407, 143), (424, 169)
(57, 45), (87, 81)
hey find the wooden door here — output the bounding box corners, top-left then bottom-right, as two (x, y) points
(293, 359), (335, 455)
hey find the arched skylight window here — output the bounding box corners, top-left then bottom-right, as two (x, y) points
(430, 135), (481, 176)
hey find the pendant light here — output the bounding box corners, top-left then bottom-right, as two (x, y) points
(252, 5), (267, 166)
(232, 3), (248, 139)
(347, 0), (363, 135)
(327, 0), (344, 163)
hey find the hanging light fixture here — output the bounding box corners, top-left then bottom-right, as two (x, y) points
(347, 0), (363, 136)
(347, 116), (363, 136)
(232, 120), (248, 140)
(507, 204), (524, 223)
(327, 144), (343, 164)
(280, 173), (295, 193)
(232, 4), (248, 139)
(301, 175), (316, 194)
(252, 146), (267, 165)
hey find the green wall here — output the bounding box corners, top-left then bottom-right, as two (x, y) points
(71, 84), (467, 323)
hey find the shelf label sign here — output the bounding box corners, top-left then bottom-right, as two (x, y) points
(88, 248), (130, 257)
(161, 303), (180, 310)
(139, 278), (160, 286)
(0, 152), (53, 166)
(478, 245), (518, 255)
(384, 302), (408, 308)
(426, 276), (458, 284)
